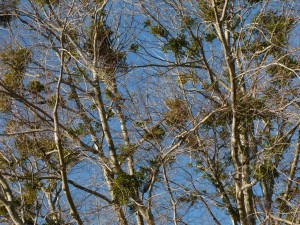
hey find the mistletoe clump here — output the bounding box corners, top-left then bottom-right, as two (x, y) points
(164, 98), (189, 126)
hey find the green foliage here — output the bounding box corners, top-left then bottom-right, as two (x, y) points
(117, 145), (136, 164)
(231, 17), (242, 30)
(277, 188), (300, 216)
(104, 88), (114, 99)
(129, 43), (139, 52)
(68, 92), (76, 100)
(133, 119), (152, 128)
(0, 13), (12, 28)
(0, 154), (10, 169)
(72, 67), (87, 78)
(80, 0), (104, 4)
(3, 72), (23, 91)
(150, 24), (168, 38)
(0, 93), (11, 112)
(243, 12), (295, 59)
(205, 31), (217, 43)
(198, 1), (214, 22)
(0, 12), (12, 28)
(112, 172), (141, 205)
(92, 121), (102, 130)
(164, 98), (189, 126)
(89, 103), (97, 110)
(0, 204), (8, 217)
(276, 197), (291, 213)
(43, 218), (63, 225)
(200, 95), (267, 129)
(43, 218), (64, 225)
(104, 88), (122, 102)
(254, 11), (295, 46)
(35, 0), (59, 6)
(203, 96), (265, 130)
(219, 128), (230, 139)
(226, 185), (236, 199)
(62, 148), (81, 168)
(181, 16), (196, 28)
(46, 95), (66, 108)
(143, 19), (151, 27)
(0, 46), (31, 74)
(236, 96), (266, 123)
(79, 0), (106, 5)
(23, 182), (38, 205)
(14, 136), (56, 158)
(14, 135), (79, 168)
(199, 0), (225, 22)
(143, 125), (165, 140)
(248, 0), (263, 3)
(178, 191), (198, 204)
(83, 19), (127, 75)
(254, 160), (278, 180)
(187, 38), (201, 56)
(184, 134), (200, 148)
(162, 34), (188, 56)
(0, 46), (31, 93)
(133, 121), (145, 128)
(0, 1), (298, 224)
(202, 109), (231, 128)
(177, 71), (197, 85)
(84, 20), (127, 72)
(243, 40), (269, 55)
(68, 123), (88, 137)
(267, 56), (298, 85)
(0, 0), (19, 27)
(28, 80), (45, 94)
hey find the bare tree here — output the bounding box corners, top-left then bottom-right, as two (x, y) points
(0, 0), (299, 225)
(132, 0), (300, 224)
(0, 0), (154, 224)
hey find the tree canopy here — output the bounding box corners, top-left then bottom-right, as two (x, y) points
(0, 0), (299, 224)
